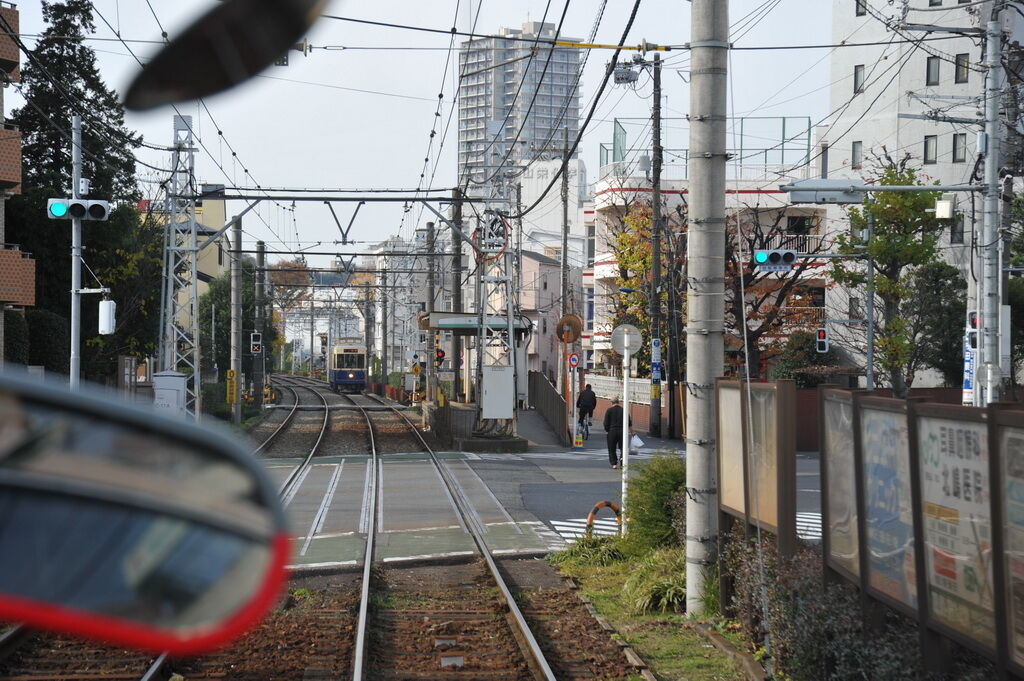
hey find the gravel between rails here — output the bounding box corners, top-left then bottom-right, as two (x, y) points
(0, 634), (158, 680)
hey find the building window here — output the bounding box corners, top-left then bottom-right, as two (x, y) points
(853, 64), (865, 94)
(951, 216), (965, 244)
(586, 224), (596, 267)
(952, 133), (967, 163)
(924, 135), (938, 164)
(955, 53), (969, 83)
(787, 215), (815, 234)
(926, 56), (940, 85)
(542, 318), (547, 334)
(929, 0), (941, 5)
(585, 288), (595, 331)
(849, 296), (862, 320)
(856, 0), (867, 15)
(852, 140), (863, 169)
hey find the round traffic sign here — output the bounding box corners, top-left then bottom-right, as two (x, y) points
(611, 324), (642, 355)
(568, 353), (580, 368)
(556, 314), (584, 343)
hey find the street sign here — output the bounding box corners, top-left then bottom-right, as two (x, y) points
(411, 364), (422, 377)
(556, 314), (584, 343)
(651, 338), (661, 363)
(611, 324), (642, 355)
(568, 353), (580, 368)
(651, 360), (661, 382)
(226, 369), (236, 380)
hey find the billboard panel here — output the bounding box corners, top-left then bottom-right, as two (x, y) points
(748, 388), (779, 530)
(1001, 425), (1024, 666)
(719, 383), (745, 516)
(861, 404), (917, 609)
(918, 414), (993, 647)
(824, 395), (858, 576)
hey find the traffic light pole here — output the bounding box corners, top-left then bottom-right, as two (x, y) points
(69, 115), (82, 390)
(864, 208), (875, 390)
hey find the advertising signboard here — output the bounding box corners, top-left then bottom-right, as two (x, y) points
(823, 393), (859, 576)
(917, 412), (993, 648)
(717, 382), (745, 516)
(861, 403), (917, 610)
(748, 389), (779, 530)
(1001, 425), (1024, 666)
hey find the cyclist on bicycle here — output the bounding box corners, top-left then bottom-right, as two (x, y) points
(577, 384), (597, 427)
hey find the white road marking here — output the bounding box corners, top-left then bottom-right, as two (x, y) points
(796, 511), (822, 540)
(299, 463), (344, 556)
(382, 550), (475, 563)
(358, 459), (373, 534)
(288, 560), (358, 570)
(281, 465), (313, 508)
(549, 518), (621, 542)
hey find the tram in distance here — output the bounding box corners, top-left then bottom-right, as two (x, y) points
(329, 340), (367, 393)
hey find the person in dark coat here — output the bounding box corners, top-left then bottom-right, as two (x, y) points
(603, 398), (633, 468)
(576, 384), (597, 425)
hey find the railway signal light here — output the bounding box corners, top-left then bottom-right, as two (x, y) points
(47, 198), (110, 221)
(250, 331), (262, 355)
(815, 328), (829, 354)
(752, 249), (797, 273)
(434, 348), (445, 367)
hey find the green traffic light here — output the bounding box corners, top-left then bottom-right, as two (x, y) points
(49, 201), (68, 218)
(754, 251), (768, 264)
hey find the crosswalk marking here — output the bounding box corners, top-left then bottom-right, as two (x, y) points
(549, 517), (621, 543)
(796, 512), (822, 540)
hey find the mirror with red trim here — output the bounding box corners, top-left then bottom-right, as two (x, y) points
(0, 372), (289, 655)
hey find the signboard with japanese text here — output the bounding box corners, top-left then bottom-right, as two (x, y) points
(1000, 424), (1024, 667)
(917, 411), (994, 648)
(861, 402), (917, 610)
(823, 392), (859, 577)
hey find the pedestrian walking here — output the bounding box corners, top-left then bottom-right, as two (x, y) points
(603, 397), (633, 469)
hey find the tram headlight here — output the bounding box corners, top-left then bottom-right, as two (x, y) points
(348, 373), (354, 378)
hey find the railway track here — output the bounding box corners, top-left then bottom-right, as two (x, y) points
(0, 375), (635, 680)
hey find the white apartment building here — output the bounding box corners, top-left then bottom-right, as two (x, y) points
(817, 0), (1024, 387)
(458, 22), (582, 186)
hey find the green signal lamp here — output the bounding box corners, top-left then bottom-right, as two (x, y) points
(754, 251), (769, 264)
(48, 201), (69, 218)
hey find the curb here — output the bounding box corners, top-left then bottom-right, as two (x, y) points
(692, 622), (766, 681)
(564, 577), (658, 681)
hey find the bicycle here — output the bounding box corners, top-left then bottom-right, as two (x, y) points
(577, 412), (590, 441)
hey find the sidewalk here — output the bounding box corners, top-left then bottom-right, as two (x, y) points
(517, 408), (685, 456)
(516, 408), (566, 453)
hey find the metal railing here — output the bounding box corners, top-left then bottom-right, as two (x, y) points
(586, 373), (651, 405)
(528, 371), (570, 446)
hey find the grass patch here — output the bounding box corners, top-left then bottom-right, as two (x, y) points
(622, 548), (687, 614)
(553, 560), (744, 681)
(546, 535), (626, 567)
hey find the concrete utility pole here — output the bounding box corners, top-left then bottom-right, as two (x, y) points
(382, 268), (389, 389)
(309, 296), (315, 374)
(69, 115), (83, 390)
(451, 189), (464, 401)
(426, 220), (436, 402)
(649, 53), (663, 437)
(230, 217), (242, 424)
(685, 0), (727, 614)
(982, 10), (1004, 403)
(560, 126), (571, 396)
(255, 241), (266, 399)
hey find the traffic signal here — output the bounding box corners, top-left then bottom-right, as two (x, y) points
(434, 348), (446, 367)
(966, 311), (978, 350)
(250, 331), (262, 355)
(47, 198), (110, 221)
(753, 249), (797, 272)
(815, 328), (829, 353)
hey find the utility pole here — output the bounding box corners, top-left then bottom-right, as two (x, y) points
(982, 9), (1004, 403)
(69, 115), (82, 390)
(230, 216), (242, 424)
(426, 220), (436, 403)
(649, 53), (663, 437)
(685, 0), (727, 614)
(255, 241), (266, 399)
(309, 296), (315, 375)
(451, 188), (464, 401)
(560, 126), (570, 397)
(382, 268), (389, 390)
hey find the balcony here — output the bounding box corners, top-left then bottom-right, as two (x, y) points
(0, 244), (35, 306)
(0, 122), (21, 193)
(0, 4), (18, 82)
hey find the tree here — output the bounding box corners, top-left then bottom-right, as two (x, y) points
(197, 260), (277, 377)
(906, 262), (967, 386)
(26, 309), (69, 374)
(831, 155), (944, 397)
(771, 330), (840, 388)
(6, 1), (157, 382)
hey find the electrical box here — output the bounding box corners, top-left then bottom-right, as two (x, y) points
(98, 299), (116, 335)
(481, 366), (514, 419)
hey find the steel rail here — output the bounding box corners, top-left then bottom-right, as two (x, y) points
(252, 377), (300, 455)
(277, 380), (331, 499)
(358, 392), (558, 681)
(0, 625), (26, 663)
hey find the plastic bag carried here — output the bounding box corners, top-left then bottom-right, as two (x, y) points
(630, 434), (644, 450)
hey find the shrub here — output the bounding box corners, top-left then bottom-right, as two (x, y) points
(25, 310), (69, 374)
(546, 535), (626, 568)
(623, 454), (686, 553)
(3, 310), (29, 365)
(621, 548), (687, 614)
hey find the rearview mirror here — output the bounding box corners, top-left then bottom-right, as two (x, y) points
(0, 372), (289, 655)
(124, 0), (326, 111)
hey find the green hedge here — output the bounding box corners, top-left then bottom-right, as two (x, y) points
(26, 310), (69, 374)
(3, 310), (28, 365)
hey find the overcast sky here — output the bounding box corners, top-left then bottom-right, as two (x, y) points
(10, 1), (834, 268)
